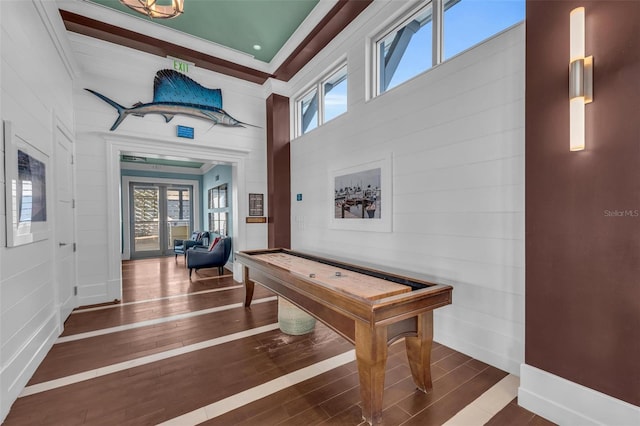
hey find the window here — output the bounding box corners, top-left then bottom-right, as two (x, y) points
(323, 65), (348, 122)
(208, 184), (228, 209)
(296, 63), (348, 136)
(377, 4), (433, 94)
(444, 0), (525, 60)
(208, 212), (228, 236)
(207, 184), (228, 236)
(299, 88), (318, 135)
(374, 0), (524, 96)
(167, 188), (190, 221)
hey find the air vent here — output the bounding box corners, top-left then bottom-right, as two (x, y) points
(121, 155), (147, 162)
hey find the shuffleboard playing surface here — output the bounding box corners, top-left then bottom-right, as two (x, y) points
(253, 252), (411, 301)
(240, 248), (453, 425)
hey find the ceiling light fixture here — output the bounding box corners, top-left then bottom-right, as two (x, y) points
(119, 0), (184, 19)
(253, 44), (262, 51)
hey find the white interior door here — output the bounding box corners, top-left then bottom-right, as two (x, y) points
(55, 124), (77, 330)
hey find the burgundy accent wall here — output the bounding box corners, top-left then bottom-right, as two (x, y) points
(526, 0), (639, 406)
(266, 94), (291, 248)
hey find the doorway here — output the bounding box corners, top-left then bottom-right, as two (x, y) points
(122, 175), (201, 261)
(55, 120), (77, 329)
(105, 136), (249, 303)
(129, 182), (193, 259)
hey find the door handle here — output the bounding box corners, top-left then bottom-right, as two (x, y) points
(59, 242), (68, 247)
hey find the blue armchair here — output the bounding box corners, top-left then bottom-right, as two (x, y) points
(186, 237), (232, 278)
(174, 231), (209, 259)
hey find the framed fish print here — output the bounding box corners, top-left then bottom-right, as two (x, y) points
(3, 121), (51, 247)
(329, 154), (392, 232)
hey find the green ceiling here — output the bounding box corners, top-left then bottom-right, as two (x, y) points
(89, 0), (319, 63)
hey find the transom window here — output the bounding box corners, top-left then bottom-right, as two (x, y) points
(374, 0), (524, 96)
(296, 64), (348, 136)
(378, 4), (434, 94)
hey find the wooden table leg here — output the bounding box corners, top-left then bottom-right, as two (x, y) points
(404, 311), (434, 393)
(355, 321), (388, 425)
(243, 266), (254, 307)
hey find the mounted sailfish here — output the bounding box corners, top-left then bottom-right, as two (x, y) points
(85, 69), (258, 131)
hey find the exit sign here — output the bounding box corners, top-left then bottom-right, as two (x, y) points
(167, 56), (193, 73)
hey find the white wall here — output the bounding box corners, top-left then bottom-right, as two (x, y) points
(69, 31), (269, 304)
(287, 2), (525, 375)
(0, 0), (76, 421)
(0, 0), (523, 421)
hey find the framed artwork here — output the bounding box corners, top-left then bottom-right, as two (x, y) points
(3, 121), (50, 247)
(329, 154), (392, 232)
(248, 193), (264, 216)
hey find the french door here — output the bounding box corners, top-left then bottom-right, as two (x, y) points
(130, 183), (193, 258)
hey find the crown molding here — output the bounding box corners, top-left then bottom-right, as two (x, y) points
(34, 0), (80, 80)
(58, 0), (373, 86)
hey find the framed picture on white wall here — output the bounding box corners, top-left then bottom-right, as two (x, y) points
(3, 121), (51, 247)
(329, 154), (392, 232)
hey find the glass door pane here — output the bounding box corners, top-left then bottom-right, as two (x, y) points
(130, 183), (194, 258)
(132, 186), (160, 253)
(166, 188), (191, 252)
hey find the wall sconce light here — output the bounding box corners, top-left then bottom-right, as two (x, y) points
(569, 7), (593, 151)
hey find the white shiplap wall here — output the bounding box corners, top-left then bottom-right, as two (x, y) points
(69, 32), (269, 304)
(288, 2), (525, 374)
(0, 1), (76, 421)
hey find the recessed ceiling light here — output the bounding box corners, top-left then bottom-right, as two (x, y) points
(253, 44), (262, 51)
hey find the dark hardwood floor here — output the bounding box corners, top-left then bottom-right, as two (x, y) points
(2, 257), (554, 425)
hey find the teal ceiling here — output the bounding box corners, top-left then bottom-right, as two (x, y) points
(89, 0), (319, 63)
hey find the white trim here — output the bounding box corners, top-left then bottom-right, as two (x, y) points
(267, 0), (340, 73)
(121, 175), (201, 260)
(443, 374), (519, 426)
(32, 0), (79, 80)
(120, 161), (204, 175)
(59, 0), (338, 74)
(100, 133), (249, 303)
(519, 364), (640, 426)
(21, 322), (281, 397)
(56, 296), (277, 344)
(158, 349), (356, 425)
(53, 113), (79, 334)
(72, 283), (239, 314)
(434, 325), (521, 376)
(0, 311), (59, 422)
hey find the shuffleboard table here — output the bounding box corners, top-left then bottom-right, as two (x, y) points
(237, 248), (453, 425)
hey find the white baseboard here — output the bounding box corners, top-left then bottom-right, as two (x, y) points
(232, 261), (243, 283)
(0, 312), (59, 423)
(107, 278), (121, 301)
(519, 364), (640, 426)
(77, 280), (120, 306)
(434, 328), (521, 376)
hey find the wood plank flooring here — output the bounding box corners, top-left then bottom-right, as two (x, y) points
(2, 257), (555, 425)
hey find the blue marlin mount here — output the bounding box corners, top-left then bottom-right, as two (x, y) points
(86, 69), (258, 131)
